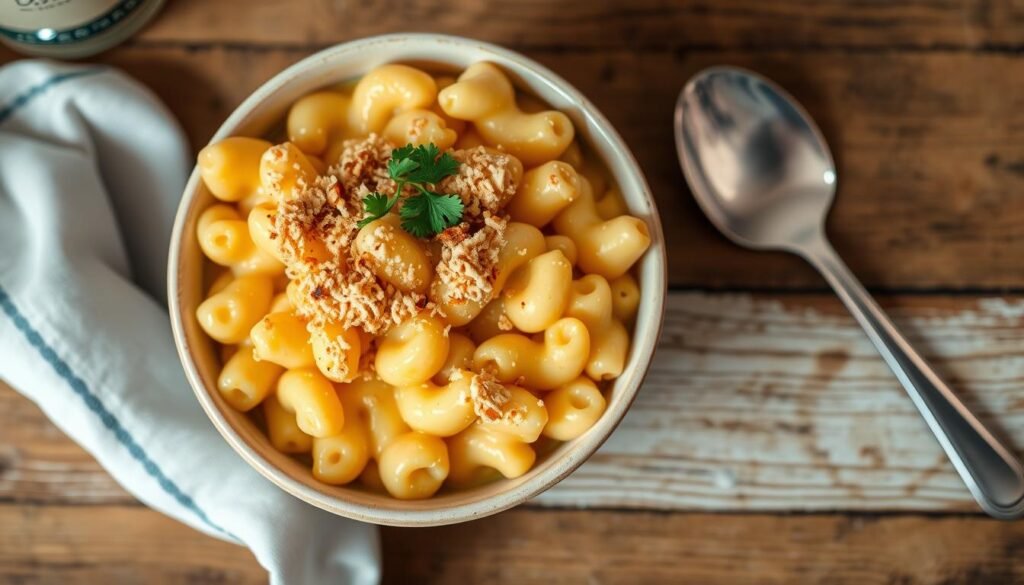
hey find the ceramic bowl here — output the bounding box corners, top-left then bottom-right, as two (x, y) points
(168, 33), (667, 526)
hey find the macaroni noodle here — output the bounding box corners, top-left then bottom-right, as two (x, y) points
(438, 62), (574, 165)
(276, 368), (346, 438)
(473, 318), (590, 390)
(542, 377), (607, 440)
(553, 185), (651, 280)
(378, 432), (450, 499)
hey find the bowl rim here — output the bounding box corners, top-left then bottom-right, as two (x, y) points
(168, 32), (667, 526)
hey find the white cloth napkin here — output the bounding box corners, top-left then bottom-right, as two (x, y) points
(0, 60), (381, 585)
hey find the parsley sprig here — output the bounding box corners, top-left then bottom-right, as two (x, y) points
(357, 143), (463, 238)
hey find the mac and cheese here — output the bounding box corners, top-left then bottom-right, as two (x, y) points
(195, 61), (650, 499)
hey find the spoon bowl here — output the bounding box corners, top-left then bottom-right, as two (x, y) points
(675, 66), (836, 251)
(675, 66), (1024, 519)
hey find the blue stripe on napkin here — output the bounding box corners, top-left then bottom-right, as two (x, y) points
(0, 67), (107, 125)
(0, 285), (236, 540)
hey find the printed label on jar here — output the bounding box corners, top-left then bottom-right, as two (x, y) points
(0, 0), (144, 44)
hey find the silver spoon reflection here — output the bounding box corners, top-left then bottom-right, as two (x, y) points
(674, 66), (1024, 519)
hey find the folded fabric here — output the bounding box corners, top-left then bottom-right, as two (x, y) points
(0, 60), (381, 585)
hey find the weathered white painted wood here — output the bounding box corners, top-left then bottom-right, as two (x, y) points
(537, 293), (1024, 511)
(3, 293), (1023, 511)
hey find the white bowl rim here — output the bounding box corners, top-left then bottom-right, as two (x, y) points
(168, 32), (667, 526)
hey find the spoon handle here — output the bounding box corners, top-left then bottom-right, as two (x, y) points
(800, 235), (1024, 519)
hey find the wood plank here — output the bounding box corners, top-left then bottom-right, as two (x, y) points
(136, 0), (1024, 50)
(4, 505), (1021, 585)
(5, 293), (1023, 511)
(0, 504), (265, 584)
(536, 292), (1024, 511)
(381, 509), (1024, 585)
(4, 44), (1017, 289)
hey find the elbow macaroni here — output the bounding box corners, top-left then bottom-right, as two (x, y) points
(194, 61), (651, 499)
(502, 250), (573, 333)
(287, 91), (351, 156)
(378, 431), (450, 499)
(375, 313), (450, 386)
(312, 422), (369, 485)
(565, 274), (630, 380)
(349, 64), (438, 135)
(340, 377), (410, 459)
(433, 333), (476, 384)
(260, 142), (318, 201)
(395, 373), (476, 437)
(276, 368), (345, 438)
(448, 424), (535, 487)
(310, 322), (362, 383)
(198, 137), (271, 203)
(196, 275), (274, 344)
(543, 377), (607, 440)
(544, 235), (578, 265)
(467, 296), (513, 344)
(438, 63), (574, 166)
(553, 184), (651, 280)
(217, 346), (282, 412)
(249, 311), (316, 369)
(609, 273), (641, 322)
(508, 161), (582, 227)
(473, 318), (590, 390)
(264, 394), (313, 454)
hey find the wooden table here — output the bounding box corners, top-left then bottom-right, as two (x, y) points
(4, 1), (1024, 582)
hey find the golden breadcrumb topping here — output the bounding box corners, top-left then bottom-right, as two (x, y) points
(434, 213), (507, 305)
(267, 137), (523, 349)
(289, 257), (427, 336)
(333, 134), (394, 195)
(469, 370), (518, 423)
(438, 147), (520, 219)
(497, 313), (514, 331)
(272, 174), (360, 264)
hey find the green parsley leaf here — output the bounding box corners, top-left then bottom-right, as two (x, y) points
(400, 143), (461, 184)
(387, 156), (419, 181)
(399, 193), (464, 238)
(357, 192), (399, 229)
(359, 142), (464, 237)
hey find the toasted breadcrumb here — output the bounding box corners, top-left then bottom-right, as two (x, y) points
(469, 370), (513, 422)
(439, 147), (520, 219)
(497, 313), (514, 331)
(434, 213), (507, 305)
(273, 174), (360, 264)
(289, 257), (427, 336)
(266, 136), (522, 340)
(333, 134), (394, 194)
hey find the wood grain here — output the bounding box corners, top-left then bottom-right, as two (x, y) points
(136, 0), (1024, 51)
(11, 44), (1019, 290)
(2, 505), (1021, 585)
(0, 505), (265, 584)
(5, 293), (1023, 511)
(381, 509), (1024, 585)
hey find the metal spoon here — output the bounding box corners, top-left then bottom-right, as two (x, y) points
(674, 66), (1024, 519)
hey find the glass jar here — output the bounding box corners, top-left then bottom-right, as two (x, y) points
(0, 0), (165, 59)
